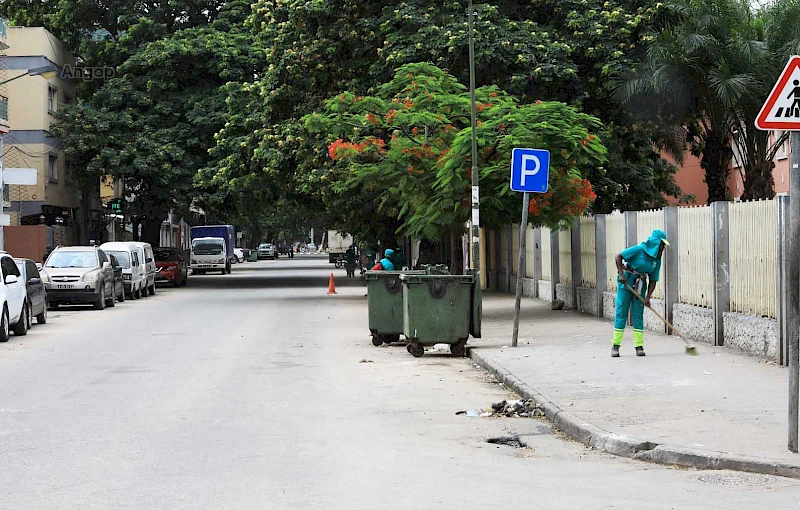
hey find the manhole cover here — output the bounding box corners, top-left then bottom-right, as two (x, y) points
(695, 472), (769, 487)
(487, 436), (527, 448)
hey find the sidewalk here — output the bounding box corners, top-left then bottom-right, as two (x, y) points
(470, 292), (800, 477)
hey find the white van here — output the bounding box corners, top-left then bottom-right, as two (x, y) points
(100, 242), (146, 300)
(131, 242), (156, 296)
(191, 237), (228, 275)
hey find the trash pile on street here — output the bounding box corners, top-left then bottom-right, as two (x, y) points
(456, 399), (543, 418)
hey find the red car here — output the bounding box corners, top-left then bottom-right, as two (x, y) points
(154, 248), (188, 287)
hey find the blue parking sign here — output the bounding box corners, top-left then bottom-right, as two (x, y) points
(510, 148), (550, 193)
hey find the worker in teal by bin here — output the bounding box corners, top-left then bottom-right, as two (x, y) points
(371, 249), (396, 271)
(612, 229), (670, 358)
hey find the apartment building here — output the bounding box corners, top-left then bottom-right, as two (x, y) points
(3, 26), (78, 227)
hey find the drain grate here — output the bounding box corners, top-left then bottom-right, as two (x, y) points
(695, 472), (770, 487)
(487, 436), (527, 448)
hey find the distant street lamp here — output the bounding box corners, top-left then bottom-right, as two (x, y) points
(0, 65), (57, 86)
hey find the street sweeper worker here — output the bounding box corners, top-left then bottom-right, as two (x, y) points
(612, 229), (669, 358)
(371, 249), (396, 271)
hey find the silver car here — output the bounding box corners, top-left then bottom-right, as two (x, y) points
(40, 246), (117, 310)
(257, 243), (276, 260)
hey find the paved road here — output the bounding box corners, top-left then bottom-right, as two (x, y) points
(0, 255), (798, 509)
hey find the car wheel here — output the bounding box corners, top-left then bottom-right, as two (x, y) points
(149, 283), (155, 296)
(36, 305), (47, 325)
(25, 302), (32, 330)
(0, 306), (9, 342)
(107, 285), (116, 307)
(181, 274), (188, 286)
(118, 284), (125, 303)
(94, 285), (106, 310)
(140, 284), (147, 298)
(13, 304), (28, 336)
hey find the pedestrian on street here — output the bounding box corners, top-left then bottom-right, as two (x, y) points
(344, 246), (358, 277)
(612, 229), (670, 358)
(371, 249), (396, 271)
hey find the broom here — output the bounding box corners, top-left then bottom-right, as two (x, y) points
(623, 280), (698, 355)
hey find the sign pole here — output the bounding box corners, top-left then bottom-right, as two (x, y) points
(790, 132), (800, 452)
(511, 192), (530, 347)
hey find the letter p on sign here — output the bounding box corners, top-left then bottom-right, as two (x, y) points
(510, 148), (550, 193)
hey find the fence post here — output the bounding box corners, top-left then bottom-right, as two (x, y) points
(624, 211), (637, 248)
(507, 224), (514, 292)
(664, 207), (680, 331)
(595, 215), (607, 318)
(778, 196), (790, 366)
(712, 201), (730, 347)
(571, 219), (582, 310)
(533, 228), (542, 299)
(550, 230), (559, 302)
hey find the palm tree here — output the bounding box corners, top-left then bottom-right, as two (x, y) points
(619, 0), (761, 203)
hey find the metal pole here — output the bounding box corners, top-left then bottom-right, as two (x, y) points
(512, 192), (530, 347)
(468, 0), (480, 272)
(0, 133), (4, 251)
(789, 131), (800, 452)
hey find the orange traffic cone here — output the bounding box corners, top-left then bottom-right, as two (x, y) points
(327, 273), (337, 294)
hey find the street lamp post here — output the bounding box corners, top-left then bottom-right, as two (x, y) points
(0, 65), (57, 87)
(468, 0), (480, 273)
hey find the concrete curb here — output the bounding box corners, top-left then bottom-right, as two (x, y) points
(469, 348), (800, 479)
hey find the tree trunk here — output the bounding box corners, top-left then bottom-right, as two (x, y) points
(742, 160), (776, 201)
(701, 130), (733, 204)
(141, 218), (162, 246)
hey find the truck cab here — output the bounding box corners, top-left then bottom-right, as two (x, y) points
(190, 237), (230, 275)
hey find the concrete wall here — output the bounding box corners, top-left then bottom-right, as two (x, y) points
(555, 283), (574, 309)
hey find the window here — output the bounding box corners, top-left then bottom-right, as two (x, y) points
(98, 250), (108, 264)
(63, 93), (73, 106)
(26, 261), (40, 280)
(47, 85), (57, 113)
(776, 131), (789, 159)
(1, 257), (20, 279)
(48, 156), (58, 182)
(132, 252), (139, 266)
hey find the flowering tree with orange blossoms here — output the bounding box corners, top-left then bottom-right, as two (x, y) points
(305, 63), (607, 240)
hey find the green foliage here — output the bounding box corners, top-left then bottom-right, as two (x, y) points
(306, 64), (607, 240)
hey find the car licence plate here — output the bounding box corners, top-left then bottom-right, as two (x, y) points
(56, 284), (73, 289)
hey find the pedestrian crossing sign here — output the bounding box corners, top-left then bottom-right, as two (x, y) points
(756, 56), (800, 131)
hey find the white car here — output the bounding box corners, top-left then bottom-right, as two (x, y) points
(0, 252), (29, 341)
(257, 243), (276, 260)
(233, 248), (245, 263)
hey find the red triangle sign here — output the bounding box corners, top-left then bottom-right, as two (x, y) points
(756, 56), (800, 130)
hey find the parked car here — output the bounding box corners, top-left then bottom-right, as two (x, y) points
(257, 243), (276, 260)
(40, 246), (116, 310)
(0, 253), (31, 340)
(14, 257), (48, 328)
(154, 247), (188, 287)
(100, 242), (146, 300)
(132, 242), (157, 296)
(233, 248), (245, 263)
(108, 254), (126, 304)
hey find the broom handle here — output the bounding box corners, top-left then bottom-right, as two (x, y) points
(622, 280), (686, 339)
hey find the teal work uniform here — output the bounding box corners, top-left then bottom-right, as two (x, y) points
(613, 230), (667, 348)
(379, 249), (395, 271)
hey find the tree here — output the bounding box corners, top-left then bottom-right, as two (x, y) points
(51, 1), (264, 245)
(305, 64), (606, 242)
(621, 0), (763, 203)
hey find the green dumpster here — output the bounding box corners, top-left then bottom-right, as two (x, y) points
(249, 250), (258, 262)
(400, 273), (479, 358)
(365, 270), (426, 346)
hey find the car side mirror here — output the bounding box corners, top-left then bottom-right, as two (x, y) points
(146, 258), (153, 263)
(5, 275), (18, 285)
(102, 261), (111, 269)
(28, 277), (41, 285)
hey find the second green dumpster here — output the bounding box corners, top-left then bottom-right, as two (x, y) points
(400, 273), (479, 357)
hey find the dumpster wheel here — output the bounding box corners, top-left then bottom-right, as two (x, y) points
(407, 341), (424, 358)
(371, 334), (383, 347)
(384, 334), (401, 344)
(450, 339), (467, 358)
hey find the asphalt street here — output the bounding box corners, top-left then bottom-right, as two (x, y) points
(0, 255), (798, 509)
